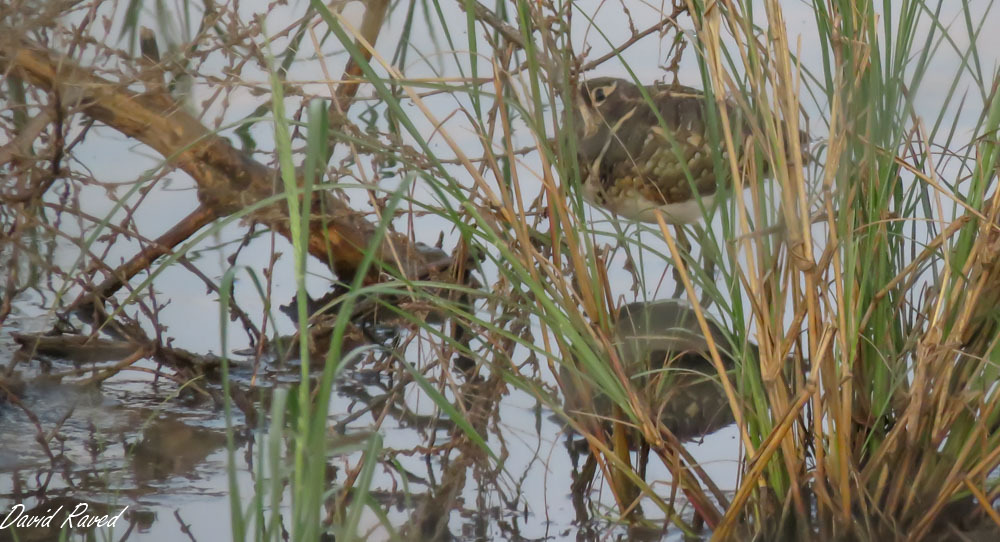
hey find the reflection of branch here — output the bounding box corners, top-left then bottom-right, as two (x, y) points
(10, 329), (243, 409)
(11, 332), (222, 373)
(1, 42), (451, 282)
(0, 383), (67, 461)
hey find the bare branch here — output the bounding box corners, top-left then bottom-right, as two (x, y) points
(1, 41), (452, 283)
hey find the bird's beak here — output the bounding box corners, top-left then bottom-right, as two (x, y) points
(575, 101), (599, 138)
(570, 84), (599, 138)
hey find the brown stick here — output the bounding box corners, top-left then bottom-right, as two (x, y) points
(1, 42), (451, 283)
(331, 0), (391, 116)
(94, 204), (219, 303)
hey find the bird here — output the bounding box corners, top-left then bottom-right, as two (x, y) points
(562, 299), (744, 443)
(613, 299), (742, 439)
(570, 76), (808, 224)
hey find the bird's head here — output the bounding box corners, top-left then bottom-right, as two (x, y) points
(569, 77), (653, 164)
(572, 77), (633, 138)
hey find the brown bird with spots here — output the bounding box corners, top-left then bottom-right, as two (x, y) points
(570, 76), (808, 224)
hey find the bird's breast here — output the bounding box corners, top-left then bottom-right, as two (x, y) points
(582, 174), (717, 224)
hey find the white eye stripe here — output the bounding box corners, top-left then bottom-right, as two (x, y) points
(590, 82), (618, 104)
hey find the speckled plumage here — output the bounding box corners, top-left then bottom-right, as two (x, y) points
(571, 77), (804, 224)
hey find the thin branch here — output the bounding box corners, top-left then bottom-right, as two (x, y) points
(1, 41), (452, 282)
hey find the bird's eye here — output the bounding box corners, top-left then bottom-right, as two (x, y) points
(593, 88), (606, 103)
